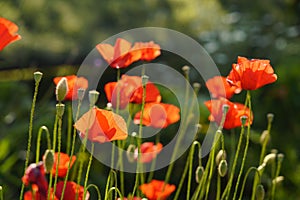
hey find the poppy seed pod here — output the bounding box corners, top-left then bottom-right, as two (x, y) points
(89, 90), (100, 106)
(240, 115), (248, 126)
(33, 71), (43, 83)
(77, 88), (86, 101)
(182, 65), (190, 76)
(267, 113), (274, 123)
(193, 82), (201, 91)
(141, 75), (149, 86)
(218, 159), (228, 177)
(56, 77), (68, 102)
(216, 149), (227, 165)
(43, 149), (54, 173)
(195, 166), (204, 183)
(56, 103), (65, 118)
(255, 184), (265, 200)
(260, 130), (270, 145)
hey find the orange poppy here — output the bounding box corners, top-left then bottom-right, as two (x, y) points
(134, 142), (163, 163)
(140, 180), (176, 200)
(227, 56), (277, 90)
(74, 107), (128, 143)
(204, 98), (253, 129)
(96, 38), (141, 68)
(104, 75), (161, 109)
(134, 103), (180, 128)
(132, 41), (161, 61)
(49, 153), (76, 178)
(0, 17), (21, 51)
(206, 76), (241, 99)
(53, 75), (88, 101)
(55, 181), (89, 200)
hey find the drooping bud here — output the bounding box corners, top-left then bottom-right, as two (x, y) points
(260, 130), (270, 145)
(240, 115), (248, 126)
(255, 184), (265, 200)
(56, 103), (65, 118)
(126, 144), (136, 163)
(55, 77), (68, 102)
(89, 90), (99, 106)
(218, 159), (228, 177)
(257, 163), (266, 173)
(43, 149), (54, 173)
(263, 153), (276, 165)
(267, 113), (274, 124)
(195, 166), (204, 183)
(77, 88), (86, 101)
(216, 149), (227, 165)
(33, 71), (43, 83)
(272, 176), (284, 184)
(141, 75), (149, 87)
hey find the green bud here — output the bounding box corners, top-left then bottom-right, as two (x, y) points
(195, 166), (204, 183)
(77, 88), (86, 101)
(33, 71), (43, 83)
(255, 184), (265, 200)
(141, 75), (149, 86)
(56, 103), (65, 118)
(56, 77), (68, 102)
(43, 149), (54, 173)
(260, 130), (270, 145)
(89, 90), (100, 106)
(216, 149), (226, 165)
(218, 159), (228, 177)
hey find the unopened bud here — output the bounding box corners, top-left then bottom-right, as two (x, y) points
(193, 82), (201, 91)
(195, 166), (204, 183)
(260, 130), (270, 145)
(218, 159), (228, 177)
(56, 103), (65, 118)
(126, 144), (136, 163)
(267, 113), (274, 123)
(257, 163), (266, 172)
(43, 149), (54, 173)
(222, 104), (229, 115)
(271, 149), (278, 154)
(33, 71), (43, 83)
(277, 153), (284, 163)
(106, 102), (113, 111)
(263, 153), (276, 165)
(182, 65), (190, 76)
(255, 184), (265, 200)
(56, 77), (68, 102)
(141, 75), (149, 86)
(89, 90), (99, 106)
(216, 150), (227, 165)
(240, 115), (248, 126)
(77, 88), (86, 101)
(272, 176), (284, 184)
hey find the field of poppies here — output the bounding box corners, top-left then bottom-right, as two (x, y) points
(0, 16), (290, 200)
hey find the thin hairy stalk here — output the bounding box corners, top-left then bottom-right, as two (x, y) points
(66, 103), (72, 155)
(271, 159), (283, 200)
(104, 170), (118, 200)
(36, 126), (51, 163)
(84, 142), (94, 199)
(239, 167), (260, 200)
(86, 184), (102, 200)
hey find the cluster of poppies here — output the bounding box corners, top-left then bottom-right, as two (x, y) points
(205, 56), (277, 129)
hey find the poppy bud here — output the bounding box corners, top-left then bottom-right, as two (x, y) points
(89, 90), (99, 106)
(267, 113), (274, 123)
(257, 163), (266, 173)
(33, 71), (43, 83)
(141, 75), (149, 86)
(263, 153), (276, 165)
(195, 166), (204, 183)
(56, 77), (68, 102)
(277, 153), (284, 163)
(193, 82), (201, 92)
(56, 103), (65, 118)
(260, 130), (270, 145)
(240, 115), (248, 126)
(272, 176), (284, 184)
(43, 149), (54, 173)
(218, 159), (228, 177)
(255, 184), (265, 200)
(182, 65), (190, 76)
(215, 149), (226, 165)
(222, 104), (229, 115)
(126, 144), (136, 163)
(77, 88), (86, 101)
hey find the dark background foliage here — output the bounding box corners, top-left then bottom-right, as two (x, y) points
(0, 0), (300, 199)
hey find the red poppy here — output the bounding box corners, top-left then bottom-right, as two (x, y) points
(134, 142), (163, 163)
(96, 38), (141, 68)
(0, 17), (21, 51)
(227, 56), (277, 90)
(132, 41), (161, 61)
(55, 181), (89, 200)
(134, 103), (180, 128)
(53, 75), (88, 101)
(206, 76), (241, 99)
(49, 153), (76, 178)
(204, 98), (253, 129)
(74, 107), (128, 143)
(104, 75), (161, 109)
(24, 185), (58, 200)
(116, 198), (142, 200)
(140, 180), (176, 200)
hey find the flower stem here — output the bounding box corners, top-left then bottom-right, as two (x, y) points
(19, 74), (41, 200)
(66, 103), (72, 155)
(239, 167), (260, 200)
(84, 142), (94, 199)
(36, 126), (51, 163)
(86, 184), (102, 200)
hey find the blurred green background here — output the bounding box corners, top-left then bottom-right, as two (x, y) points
(0, 0), (300, 199)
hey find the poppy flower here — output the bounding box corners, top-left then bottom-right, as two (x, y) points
(96, 38), (141, 68)
(227, 56), (277, 90)
(116, 198), (142, 200)
(132, 41), (161, 61)
(74, 107), (128, 143)
(134, 103), (180, 128)
(55, 181), (89, 200)
(104, 75), (161, 109)
(50, 153), (76, 178)
(206, 76), (241, 99)
(53, 75), (88, 101)
(24, 185), (58, 200)
(204, 98), (253, 129)
(0, 17), (21, 51)
(134, 142), (163, 163)
(140, 180), (176, 200)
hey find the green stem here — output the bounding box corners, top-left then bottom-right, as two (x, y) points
(239, 167), (260, 200)
(104, 170), (118, 200)
(86, 184), (102, 200)
(84, 143), (94, 199)
(107, 187), (123, 200)
(216, 174), (221, 200)
(36, 126), (51, 163)
(147, 134), (161, 182)
(66, 103), (72, 155)
(271, 158), (282, 200)
(19, 76), (41, 200)
(0, 186), (3, 200)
